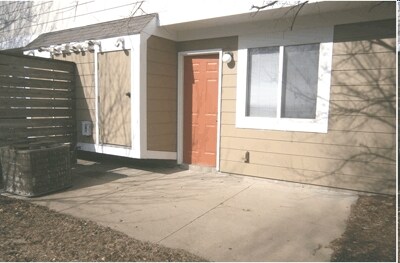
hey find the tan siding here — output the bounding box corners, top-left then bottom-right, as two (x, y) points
(147, 87), (177, 100)
(330, 84), (394, 101)
(56, 52), (96, 144)
(332, 52), (395, 70)
(221, 74), (237, 87)
(221, 100), (236, 113)
(220, 160), (395, 194)
(333, 19), (395, 42)
(147, 61), (177, 76)
(220, 124), (394, 149)
(219, 20), (396, 194)
(147, 74), (176, 88)
(147, 49), (177, 65)
(332, 38), (395, 55)
(331, 68), (395, 86)
(329, 99), (395, 117)
(147, 111), (176, 124)
(220, 137), (395, 162)
(222, 87), (236, 100)
(147, 99), (177, 112)
(146, 36), (177, 152)
(220, 149), (394, 178)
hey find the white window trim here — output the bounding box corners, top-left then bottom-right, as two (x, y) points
(236, 27), (333, 133)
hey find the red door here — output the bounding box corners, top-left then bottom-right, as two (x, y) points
(183, 54), (219, 167)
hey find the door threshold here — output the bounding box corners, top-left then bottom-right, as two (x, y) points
(180, 164), (217, 173)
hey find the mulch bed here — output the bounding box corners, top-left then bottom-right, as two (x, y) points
(330, 195), (396, 262)
(0, 195), (206, 262)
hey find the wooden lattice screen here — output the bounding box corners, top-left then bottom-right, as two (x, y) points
(0, 53), (76, 156)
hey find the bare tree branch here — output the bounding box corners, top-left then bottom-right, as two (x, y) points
(369, 1), (385, 12)
(289, 1), (308, 30)
(250, 1), (309, 30)
(250, 1), (277, 17)
(250, 1), (278, 11)
(129, 1), (146, 17)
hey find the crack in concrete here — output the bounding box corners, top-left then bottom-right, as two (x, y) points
(157, 183), (255, 243)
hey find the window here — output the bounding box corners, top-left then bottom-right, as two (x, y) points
(246, 46), (279, 117)
(236, 29), (333, 133)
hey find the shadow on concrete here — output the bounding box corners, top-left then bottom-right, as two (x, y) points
(57, 151), (183, 193)
(77, 150), (179, 172)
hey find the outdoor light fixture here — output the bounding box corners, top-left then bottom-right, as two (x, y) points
(222, 52), (233, 63)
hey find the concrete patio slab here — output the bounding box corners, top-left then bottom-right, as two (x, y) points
(25, 159), (358, 262)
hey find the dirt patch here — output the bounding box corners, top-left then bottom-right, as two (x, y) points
(0, 195), (206, 262)
(330, 195), (396, 262)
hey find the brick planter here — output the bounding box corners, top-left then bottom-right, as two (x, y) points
(0, 144), (71, 197)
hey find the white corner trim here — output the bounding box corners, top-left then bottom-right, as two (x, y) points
(177, 53), (184, 165)
(130, 34), (143, 157)
(177, 49), (223, 170)
(216, 50), (223, 171)
(94, 47), (100, 146)
(138, 33), (149, 158)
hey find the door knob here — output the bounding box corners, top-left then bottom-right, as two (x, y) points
(125, 92), (131, 98)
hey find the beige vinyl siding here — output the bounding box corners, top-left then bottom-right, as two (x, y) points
(146, 36), (177, 152)
(219, 20), (395, 194)
(56, 52), (96, 144)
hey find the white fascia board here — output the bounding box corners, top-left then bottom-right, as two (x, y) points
(156, 0), (321, 27)
(169, 3), (395, 42)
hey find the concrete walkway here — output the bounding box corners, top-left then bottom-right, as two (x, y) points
(28, 159), (358, 262)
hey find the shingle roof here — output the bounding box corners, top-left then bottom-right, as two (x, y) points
(24, 13), (157, 50)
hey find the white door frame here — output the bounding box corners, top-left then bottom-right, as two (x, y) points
(177, 49), (223, 171)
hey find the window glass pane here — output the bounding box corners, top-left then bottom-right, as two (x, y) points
(281, 44), (319, 119)
(246, 47), (279, 117)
